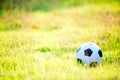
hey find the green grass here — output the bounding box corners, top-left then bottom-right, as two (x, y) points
(0, 1), (120, 80)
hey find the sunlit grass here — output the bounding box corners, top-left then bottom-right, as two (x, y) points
(0, 2), (120, 80)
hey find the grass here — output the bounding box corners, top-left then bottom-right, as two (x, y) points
(0, 1), (120, 80)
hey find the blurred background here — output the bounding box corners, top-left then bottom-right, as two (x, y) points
(0, 0), (120, 31)
(0, 0), (119, 12)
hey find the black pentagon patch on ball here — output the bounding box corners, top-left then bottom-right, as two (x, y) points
(98, 49), (102, 57)
(84, 48), (93, 57)
(77, 59), (82, 63)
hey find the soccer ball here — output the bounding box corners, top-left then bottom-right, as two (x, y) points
(76, 42), (103, 67)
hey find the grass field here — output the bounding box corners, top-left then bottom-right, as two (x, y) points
(0, 1), (120, 80)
